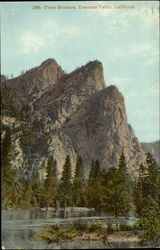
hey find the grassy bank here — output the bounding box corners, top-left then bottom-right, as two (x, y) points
(34, 221), (140, 243)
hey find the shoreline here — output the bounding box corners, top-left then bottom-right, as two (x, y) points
(107, 231), (140, 242)
(53, 231), (141, 242)
(34, 222), (142, 245)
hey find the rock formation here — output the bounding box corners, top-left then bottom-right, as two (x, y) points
(1, 58), (146, 179)
(141, 141), (160, 165)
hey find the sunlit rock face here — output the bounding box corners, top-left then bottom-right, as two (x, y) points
(1, 59), (145, 179)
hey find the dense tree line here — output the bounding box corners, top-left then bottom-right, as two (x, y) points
(1, 128), (160, 241)
(134, 153), (160, 242)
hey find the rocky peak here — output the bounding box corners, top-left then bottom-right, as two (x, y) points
(7, 58), (64, 95)
(1, 58), (146, 180)
(64, 60), (106, 91)
(39, 58), (58, 67)
(32, 59), (106, 127)
(37, 58), (64, 85)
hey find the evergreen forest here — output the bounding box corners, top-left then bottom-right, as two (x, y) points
(1, 126), (160, 242)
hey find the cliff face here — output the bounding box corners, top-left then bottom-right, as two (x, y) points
(62, 86), (145, 176)
(141, 141), (160, 165)
(7, 59), (64, 94)
(1, 58), (145, 179)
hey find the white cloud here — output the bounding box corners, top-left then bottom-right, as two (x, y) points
(19, 19), (85, 55)
(43, 19), (81, 38)
(21, 31), (44, 54)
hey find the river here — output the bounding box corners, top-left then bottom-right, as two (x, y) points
(1, 209), (157, 249)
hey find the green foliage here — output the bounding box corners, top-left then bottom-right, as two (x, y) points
(134, 155), (160, 243)
(22, 181), (33, 208)
(119, 222), (133, 231)
(35, 223), (77, 242)
(1, 127), (24, 208)
(145, 153), (160, 206)
(35, 219), (141, 244)
(88, 223), (103, 233)
(101, 153), (133, 217)
(88, 160), (101, 184)
(106, 222), (114, 233)
(134, 154), (160, 217)
(73, 221), (106, 234)
(31, 180), (44, 208)
(138, 195), (160, 242)
(35, 222), (107, 243)
(134, 164), (146, 217)
(1, 127), (12, 180)
(3, 144), (159, 233)
(87, 160), (104, 209)
(59, 155), (73, 207)
(72, 156), (87, 207)
(41, 156), (58, 208)
(73, 221), (89, 231)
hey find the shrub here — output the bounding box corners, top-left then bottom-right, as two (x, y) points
(88, 223), (102, 233)
(119, 222), (132, 231)
(73, 221), (89, 232)
(106, 222), (114, 233)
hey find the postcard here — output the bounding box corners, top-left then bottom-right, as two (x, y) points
(1, 1), (160, 249)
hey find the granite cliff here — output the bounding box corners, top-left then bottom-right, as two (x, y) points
(1, 58), (146, 179)
(141, 141), (160, 165)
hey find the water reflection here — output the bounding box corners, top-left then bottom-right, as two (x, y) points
(2, 209), (158, 249)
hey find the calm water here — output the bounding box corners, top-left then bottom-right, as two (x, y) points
(2, 209), (158, 249)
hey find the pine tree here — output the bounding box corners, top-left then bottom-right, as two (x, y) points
(73, 156), (87, 207)
(88, 160), (96, 186)
(1, 127), (22, 208)
(87, 160), (103, 209)
(116, 153), (133, 216)
(134, 163), (148, 217)
(95, 159), (101, 178)
(138, 195), (160, 242)
(101, 167), (120, 217)
(102, 153), (133, 217)
(1, 127), (12, 181)
(31, 180), (44, 208)
(145, 153), (160, 206)
(42, 156), (58, 209)
(59, 155), (73, 207)
(134, 154), (160, 217)
(10, 177), (24, 208)
(22, 181), (33, 208)
(1, 127), (11, 208)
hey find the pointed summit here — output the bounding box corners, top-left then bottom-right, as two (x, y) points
(65, 59), (106, 92)
(37, 58), (64, 86)
(40, 58), (58, 67)
(7, 58), (64, 94)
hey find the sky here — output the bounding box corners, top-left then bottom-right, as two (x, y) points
(1, 1), (159, 143)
